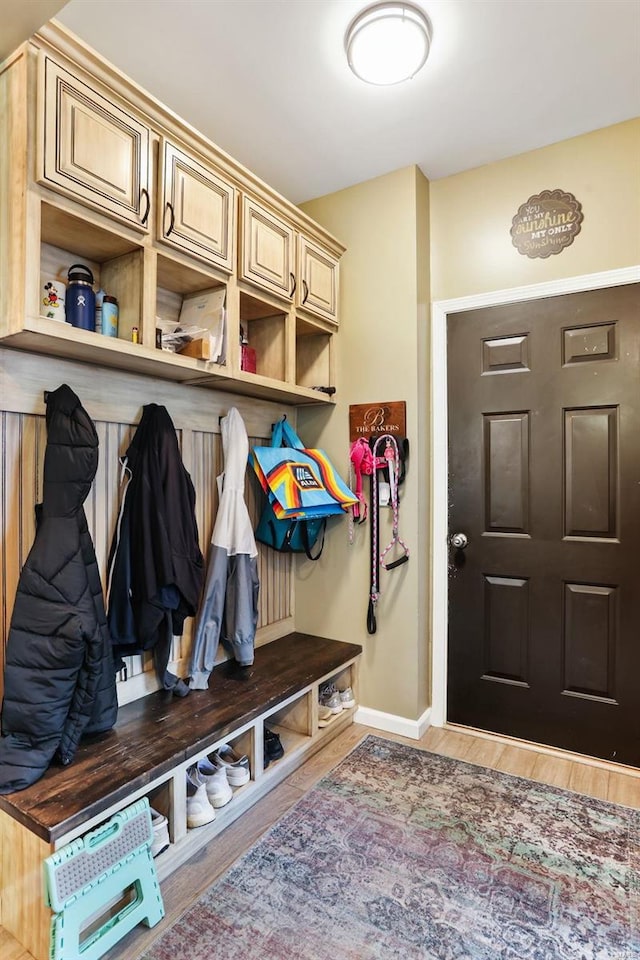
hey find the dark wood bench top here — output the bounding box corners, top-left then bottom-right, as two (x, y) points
(0, 632), (361, 843)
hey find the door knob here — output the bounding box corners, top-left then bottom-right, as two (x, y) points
(450, 532), (469, 550)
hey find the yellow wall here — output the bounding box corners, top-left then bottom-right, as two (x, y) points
(295, 120), (639, 727)
(431, 119), (640, 300)
(299, 166), (431, 722)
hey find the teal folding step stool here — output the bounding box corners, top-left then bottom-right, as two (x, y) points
(44, 797), (165, 960)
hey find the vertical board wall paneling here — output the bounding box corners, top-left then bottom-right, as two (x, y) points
(0, 401), (293, 706)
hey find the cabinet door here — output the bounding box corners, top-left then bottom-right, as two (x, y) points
(297, 236), (339, 325)
(240, 196), (295, 301)
(158, 140), (235, 272)
(38, 57), (150, 231)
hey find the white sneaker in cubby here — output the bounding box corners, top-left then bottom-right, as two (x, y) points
(339, 686), (356, 709)
(318, 702), (335, 728)
(319, 682), (343, 715)
(197, 756), (233, 807)
(186, 766), (216, 828)
(149, 806), (170, 857)
(211, 744), (251, 787)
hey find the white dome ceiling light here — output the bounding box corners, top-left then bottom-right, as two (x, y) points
(345, 2), (433, 86)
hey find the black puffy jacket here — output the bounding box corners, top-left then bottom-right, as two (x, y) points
(0, 384), (118, 793)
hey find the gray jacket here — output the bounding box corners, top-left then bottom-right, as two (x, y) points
(189, 408), (259, 687)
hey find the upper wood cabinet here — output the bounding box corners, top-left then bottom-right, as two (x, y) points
(0, 24), (345, 405)
(38, 56), (151, 231)
(158, 139), (235, 273)
(239, 196), (296, 301)
(297, 236), (339, 326)
(239, 197), (340, 326)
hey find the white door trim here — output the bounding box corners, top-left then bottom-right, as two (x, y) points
(430, 265), (640, 728)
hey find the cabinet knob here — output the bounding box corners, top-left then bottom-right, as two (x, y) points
(289, 272), (297, 299)
(140, 188), (150, 226)
(302, 279), (309, 304)
(164, 201), (175, 237)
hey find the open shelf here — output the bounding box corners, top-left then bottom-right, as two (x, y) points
(239, 291), (287, 382)
(40, 201), (144, 343)
(156, 252), (227, 364)
(156, 251), (227, 298)
(211, 370), (336, 404)
(296, 315), (334, 393)
(7, 316), (226, 385)
(263, 690), (312, 773)
(41, 201), (141, 263)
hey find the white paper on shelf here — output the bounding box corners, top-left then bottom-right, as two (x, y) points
(178, 288), (226, 362)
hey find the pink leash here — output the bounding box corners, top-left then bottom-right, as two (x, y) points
(367, 434), (409, 634)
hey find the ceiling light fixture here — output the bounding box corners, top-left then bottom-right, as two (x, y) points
(345, 2), (433, 86)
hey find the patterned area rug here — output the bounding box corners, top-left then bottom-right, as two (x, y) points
(140, 736), (639, 960)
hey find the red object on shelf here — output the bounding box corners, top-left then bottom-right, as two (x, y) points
(241, 344), (257, 374)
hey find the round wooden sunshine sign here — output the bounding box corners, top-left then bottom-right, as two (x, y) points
(510, 188), (583, 259)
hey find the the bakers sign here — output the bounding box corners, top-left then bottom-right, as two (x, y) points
(349, 401), (406, 442)
(510, 189), (583, 259)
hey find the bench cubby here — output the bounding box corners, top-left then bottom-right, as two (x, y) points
(0, 632), (361, 960)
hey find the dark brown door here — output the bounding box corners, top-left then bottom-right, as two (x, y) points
(447, 283), (640, 765)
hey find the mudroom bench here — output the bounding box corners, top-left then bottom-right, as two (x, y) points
(0, 632), (362, 960)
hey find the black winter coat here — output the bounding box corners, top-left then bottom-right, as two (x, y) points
(0, 385), (118, 793)
(107, 404), (204, 676)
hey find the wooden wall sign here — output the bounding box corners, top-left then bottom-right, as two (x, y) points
(349, 401), (406, 442)
(510, 189), (583, 259)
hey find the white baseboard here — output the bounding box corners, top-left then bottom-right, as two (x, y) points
(355, 705), (432, 740)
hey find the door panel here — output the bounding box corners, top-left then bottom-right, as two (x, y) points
(563, 583), (616, 700)
(564, 407), (617, 538)
(482, 334), (530, 373)
(483, 575), (530, 684)
(563, 323), (616, 363)
(447, 283), (640, 764)
(483, 413), (530, 533)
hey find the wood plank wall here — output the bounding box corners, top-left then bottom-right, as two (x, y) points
(0, 346), (295, 705)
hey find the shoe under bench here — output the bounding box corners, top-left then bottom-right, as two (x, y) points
(0, 631), (362, 960)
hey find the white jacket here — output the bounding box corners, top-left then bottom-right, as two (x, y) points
(189, 408), (259, 688)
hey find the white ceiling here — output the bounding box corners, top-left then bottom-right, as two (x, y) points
(7, 0), (640, 205)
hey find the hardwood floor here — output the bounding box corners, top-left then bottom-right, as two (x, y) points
(3, 722), (639, 960)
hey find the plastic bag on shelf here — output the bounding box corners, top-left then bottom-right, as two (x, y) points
(177, 288), (226, 363)
(155, 319), (209, 353)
